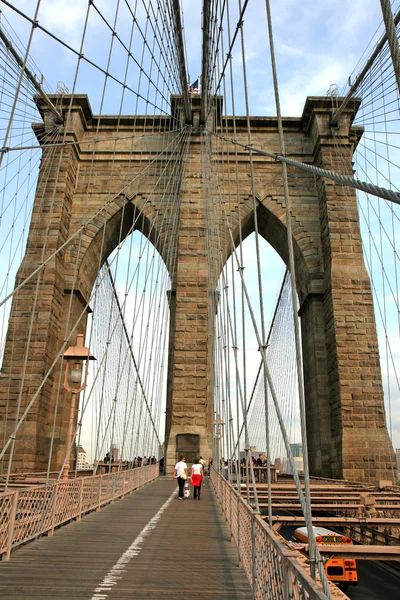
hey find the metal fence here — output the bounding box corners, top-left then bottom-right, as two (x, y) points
(0, 463), (159, 561)
(210, 467), (331, 600)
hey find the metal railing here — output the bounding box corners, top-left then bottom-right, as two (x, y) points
(210, 467), (331, 600)
(0, 463), (159, 561)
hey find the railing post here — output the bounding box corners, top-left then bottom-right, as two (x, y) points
(5, 491), (19, 561)
(111, 474), (116, 503)
(76, 477), (84, 522)
(130, 469), (135, 492)
(237, 493), (241, 562)
(252, 512), (260, 599)
(224, 481), (228, 520)
(281, 550), (298, 599)
(49, 484), (58, 537)
(97, 476), (102, 511)
(229, 483), (232, 527)
(229, 486), (234, 543)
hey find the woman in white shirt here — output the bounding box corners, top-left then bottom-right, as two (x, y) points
(173, 455), (188, 499)
(190, 457), (204, 500)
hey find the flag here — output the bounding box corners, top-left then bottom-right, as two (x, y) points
(187, 79), (199, 94)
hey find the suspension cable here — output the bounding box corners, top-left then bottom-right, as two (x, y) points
(209, 129), (400, 205)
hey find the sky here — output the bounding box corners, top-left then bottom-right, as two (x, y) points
(1, 0), (399, 459)
(1, 1), (390, 115)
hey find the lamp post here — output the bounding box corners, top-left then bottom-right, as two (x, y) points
(61, 334), (96, 480)
(213, 414), (224, 473)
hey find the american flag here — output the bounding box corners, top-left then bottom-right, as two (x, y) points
(187, 79), (199, 94)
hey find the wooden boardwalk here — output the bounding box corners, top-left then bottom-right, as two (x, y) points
(0, 477), (253, 599)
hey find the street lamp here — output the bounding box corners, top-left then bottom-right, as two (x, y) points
(213, 414), (224, 472)
(61, 334), (96, 480)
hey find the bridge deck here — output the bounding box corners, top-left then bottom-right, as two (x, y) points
(0, 477), (252, 599)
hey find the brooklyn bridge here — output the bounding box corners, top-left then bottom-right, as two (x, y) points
(0, 1), (400, 598)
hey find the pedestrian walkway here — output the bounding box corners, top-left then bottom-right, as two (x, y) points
(0, 477), (253, 599)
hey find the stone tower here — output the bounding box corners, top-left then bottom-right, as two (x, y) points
(0, 94), (395, 482)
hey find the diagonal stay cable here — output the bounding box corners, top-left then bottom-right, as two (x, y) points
(0, 127), (185, 154)
(331, 9), (400, 125)
(203, 0), (249, 124)
(0, 0), (172, 115)
(208, 129), (400, 205)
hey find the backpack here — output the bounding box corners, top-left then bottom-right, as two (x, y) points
(183, 482), (190, 498)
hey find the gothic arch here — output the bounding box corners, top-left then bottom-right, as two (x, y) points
(74, 194), (170, 305)
(0, 94), (394, 481)
(222, 189), (321, 302)
(217, 189), (332, 476)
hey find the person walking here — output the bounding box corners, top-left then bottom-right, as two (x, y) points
(104, 452), (111, 473)
(190, 457), (204, 500)
(173, 455), (188, 499)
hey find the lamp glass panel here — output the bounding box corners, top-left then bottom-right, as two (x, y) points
(70, 368), (83, 384)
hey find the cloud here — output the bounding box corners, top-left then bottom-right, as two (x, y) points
(6, 0), (89, 40)
(39, 0), (88, 35)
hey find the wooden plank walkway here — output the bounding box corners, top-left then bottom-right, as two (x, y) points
(0, 477), (253, 599)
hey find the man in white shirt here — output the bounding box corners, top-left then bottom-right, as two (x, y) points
(173, 455), (188, 499)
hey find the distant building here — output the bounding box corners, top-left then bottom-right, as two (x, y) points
(290, 443), (303, 458)
(396, 449), (400, 476)
(282, 456), (304, 475)
(111, 445), (119, 461)
(76, 446), (91, 471)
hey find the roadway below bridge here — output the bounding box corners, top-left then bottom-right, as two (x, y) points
(244, 476), (400, 598)
(276, 522), (400, 599)
(348, 562), (400, 599)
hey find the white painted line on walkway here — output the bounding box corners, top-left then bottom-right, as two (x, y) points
(90, 488), (177, 600)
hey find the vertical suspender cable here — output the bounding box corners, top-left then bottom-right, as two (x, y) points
(200, 0), (211, 124)
(225, 0), (242, 494)
(46, 2), (93, 483)
(264, 1), (330, 594)
(237, 0), (268, 520)
(379, 0), (400, 95)
(171, 0), (191, 123)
